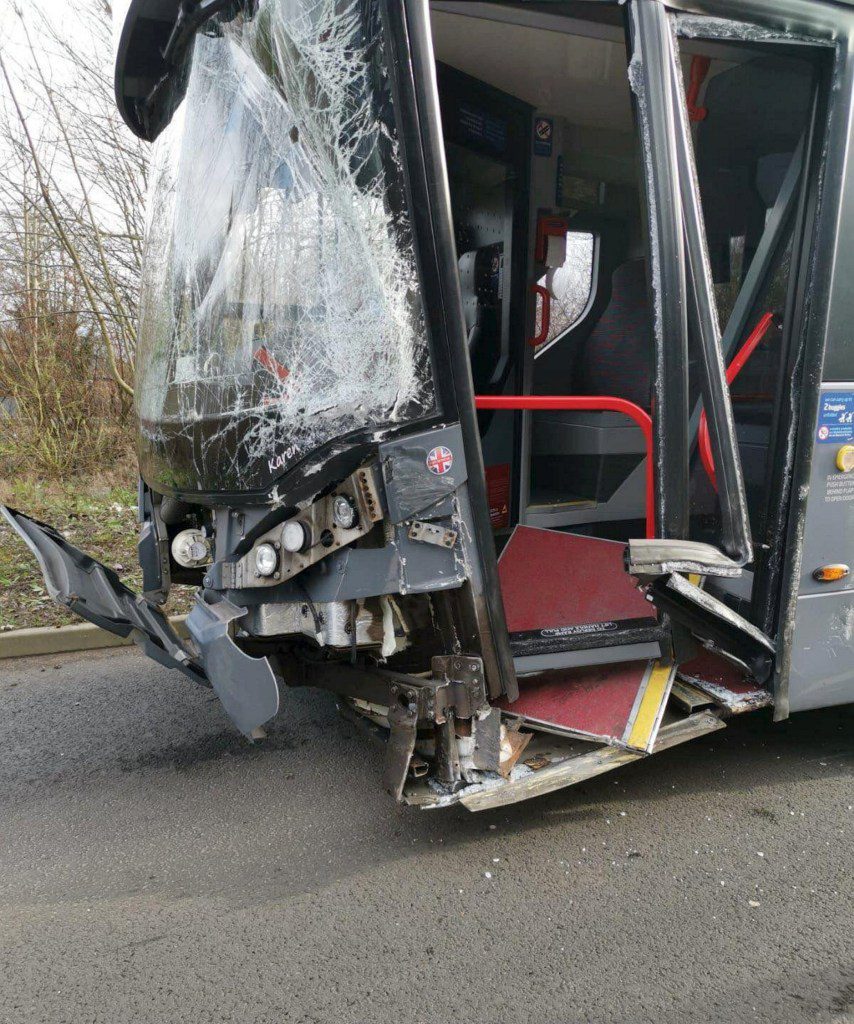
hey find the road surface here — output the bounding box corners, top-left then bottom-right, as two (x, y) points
(1, 648), (852, 1024)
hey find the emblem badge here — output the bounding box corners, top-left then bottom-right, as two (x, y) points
(426, 446), (453, 476)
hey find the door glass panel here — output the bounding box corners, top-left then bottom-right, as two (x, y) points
(684, 43), (818, 552)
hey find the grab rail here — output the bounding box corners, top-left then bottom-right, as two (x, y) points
(698, 311), (777, 492)
(473, 394), (655, 538)
(528, 284), (551, 347)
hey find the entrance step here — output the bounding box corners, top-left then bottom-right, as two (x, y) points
(677, 650), (772, 713)
(497, 659), (675, 752)
(499, 525), (663, 672)
(496, 527), (674, 751)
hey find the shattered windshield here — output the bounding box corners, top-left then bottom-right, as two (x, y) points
(136, 0), (434, 495)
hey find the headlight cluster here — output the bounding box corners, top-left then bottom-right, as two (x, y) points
(254, 542), (279, 577)
(332, 495), (357, 530)
(243, 471), (378, 589)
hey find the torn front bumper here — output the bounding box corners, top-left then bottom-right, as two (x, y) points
(1, 507), (280, 738)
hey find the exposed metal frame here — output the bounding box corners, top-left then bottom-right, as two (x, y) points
(382, 0), (519, 700)
(667, 29), (753, 564)
(626, 0), (691, 540)
(756, 60), (834, 640)
(669, 11), (836, 684)
(626, 0), (771, 568)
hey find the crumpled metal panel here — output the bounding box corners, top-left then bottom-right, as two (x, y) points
(186, 592), (281, 736)
(0, 506), (206, 686)
(2, 507), (282, 737)
(380, 425), (468, 524)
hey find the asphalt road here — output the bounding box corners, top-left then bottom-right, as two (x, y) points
(0, 647), (852, 1024)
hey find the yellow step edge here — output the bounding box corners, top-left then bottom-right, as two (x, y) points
(624, 659), (675, 753)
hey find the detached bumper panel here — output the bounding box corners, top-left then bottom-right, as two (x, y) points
(186, 591), (281, 737)
(2, 506), (206, 680)
(2, 507), (280, 736)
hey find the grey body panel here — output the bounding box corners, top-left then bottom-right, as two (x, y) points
(221, 528), (465, 606)
(789, 591), (854, 711)
(532, 412), (646, 457)
(380, 424), (468, 523)
(526, 414), (647, 529)
(787, 383), (854, 711)
(797, 387), (854, 598)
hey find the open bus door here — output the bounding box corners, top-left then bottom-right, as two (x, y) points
(429, 0), (781, 761)
(2, 0), (846, 809)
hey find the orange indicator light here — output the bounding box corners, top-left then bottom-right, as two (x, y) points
(813, 564), (850, 583)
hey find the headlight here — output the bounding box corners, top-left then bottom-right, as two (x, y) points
(254, 542), (279, 577)
(170, 529), (211, 568)
(282, 520), (309, 553)
(332, 495), (357, 530)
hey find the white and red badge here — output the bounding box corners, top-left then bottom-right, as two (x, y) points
(426, 445), (453, 476)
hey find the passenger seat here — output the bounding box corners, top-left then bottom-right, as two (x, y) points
(573, 258), (653, 410)
(529, 257), (653, 520)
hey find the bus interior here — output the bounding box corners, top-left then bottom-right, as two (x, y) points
(429, 1), (822, 749)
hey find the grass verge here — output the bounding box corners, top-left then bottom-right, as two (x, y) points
(0, 471), (192, 631)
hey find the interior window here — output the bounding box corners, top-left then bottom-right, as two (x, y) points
(535, 231), (595, 348)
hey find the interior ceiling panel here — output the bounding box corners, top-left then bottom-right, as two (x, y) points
(429, 9), (635, 130)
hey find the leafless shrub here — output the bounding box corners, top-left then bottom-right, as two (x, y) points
(0, 0), (147, 475)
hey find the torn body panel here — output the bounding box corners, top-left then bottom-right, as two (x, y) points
(1, 507), (206, 683)
(645, 573), (775, 683)
(678, 651), (773, 714)
(404, 709), (726, 812)
(2, 507), (283, 738)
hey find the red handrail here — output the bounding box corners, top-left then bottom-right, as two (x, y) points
(698, 311), (777, 492)
(528, 284), (551, 347)
(686, 55), (711, 123)
(474, 394), (655, 538)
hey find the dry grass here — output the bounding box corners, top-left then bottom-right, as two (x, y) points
(0, 315), (133, 478)
(0, 468), (192, 631)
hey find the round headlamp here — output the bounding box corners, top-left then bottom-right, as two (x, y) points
(282, 520), (309, 553)
(332, 495), (357, 530)
(254, 542), (279, 577)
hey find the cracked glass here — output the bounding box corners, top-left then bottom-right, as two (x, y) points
(136, 0), (435, 494)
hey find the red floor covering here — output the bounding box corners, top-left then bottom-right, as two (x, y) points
(497, 527), (655, 742)
(498, 526), (649, 631)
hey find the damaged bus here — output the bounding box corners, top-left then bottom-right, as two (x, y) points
(5, 0), (854, 809)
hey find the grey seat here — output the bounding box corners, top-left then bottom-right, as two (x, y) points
(529, 258), (654, 525)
